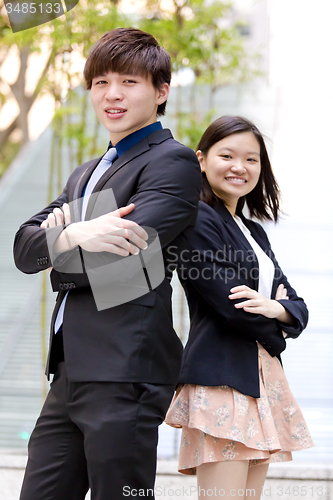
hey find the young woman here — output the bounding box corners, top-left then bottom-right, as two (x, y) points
(165, 116), (313, 499)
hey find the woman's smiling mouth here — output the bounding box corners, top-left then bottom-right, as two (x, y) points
(225, 177), (247, 183)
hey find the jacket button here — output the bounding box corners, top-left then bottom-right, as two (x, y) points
(59, 283), (64, 290)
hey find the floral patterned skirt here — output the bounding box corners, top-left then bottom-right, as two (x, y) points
(165, 344), (314, 475)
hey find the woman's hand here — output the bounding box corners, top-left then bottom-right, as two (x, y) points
(228, 284), (293, 323)
(275, 283), (288, 300)
(229, 284), (284, 318)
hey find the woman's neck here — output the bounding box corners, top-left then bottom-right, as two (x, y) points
(213, 192), (238, 217)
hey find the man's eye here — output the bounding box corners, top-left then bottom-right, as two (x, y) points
(124, 79), (137, 84)
(94, 80), (107, 85)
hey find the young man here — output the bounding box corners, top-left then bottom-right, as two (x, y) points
(14, 28), (201, 500)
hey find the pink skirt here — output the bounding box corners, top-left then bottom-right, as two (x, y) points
(165, 344), (314, 474)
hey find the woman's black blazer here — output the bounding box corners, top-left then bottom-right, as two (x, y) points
(175, 199), (308, 398)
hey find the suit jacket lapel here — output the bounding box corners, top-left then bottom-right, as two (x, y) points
(72, 157), (101, 222)
(238, 215), (279, 298)
(91, 128), (172, 198)
(212, 199), (260, 290)
(84, 136), (152, 221)
(213, 199), (255, 254)
(71, 129), (173, 222)
(238, 213), (274, 261)
(95, 136), (151, 192)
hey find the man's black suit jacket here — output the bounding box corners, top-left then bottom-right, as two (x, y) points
(176, 199), (308, 398)
(14, 129), (202, 385)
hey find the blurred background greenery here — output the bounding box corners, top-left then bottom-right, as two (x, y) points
(0, 0), (259, 176)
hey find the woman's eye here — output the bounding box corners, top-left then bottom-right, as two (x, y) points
(221, 155), (231, 159)
(247, 158), (257, 162)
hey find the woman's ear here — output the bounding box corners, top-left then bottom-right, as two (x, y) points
(196, 150), (205, 172)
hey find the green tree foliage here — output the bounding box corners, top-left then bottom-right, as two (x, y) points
(0, 0), (130, 172)
(0, 0), (257, 171)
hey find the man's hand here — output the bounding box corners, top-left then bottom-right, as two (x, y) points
(40, 203), (71, 228)
(41, 203), (149, 257)
(229, 283), (295, 326)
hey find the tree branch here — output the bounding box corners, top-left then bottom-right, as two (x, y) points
(10, 46), (29, 102)
(32, 47), (56, 101)
(0, 117), (18, 149)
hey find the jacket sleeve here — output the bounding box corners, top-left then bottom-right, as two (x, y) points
(178, 204), (287, 356)
(252, 221), (308, 339)
(77, 145), (202, 297)
(14, 186), (67, 273)
(13, 183), (85, 278)
(14, 146), (201, 294)
(121, 146), (202, 249)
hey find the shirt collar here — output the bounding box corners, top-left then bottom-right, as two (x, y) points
(108, 122), (163, 158)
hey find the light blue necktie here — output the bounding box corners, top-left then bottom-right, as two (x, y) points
(54, 147), (118, 334)
(81, 147), (118, 220)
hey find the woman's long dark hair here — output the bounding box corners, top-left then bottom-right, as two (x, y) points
(198, 116), (281, 222)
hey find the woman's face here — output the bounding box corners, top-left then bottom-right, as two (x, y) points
(197, 131), (261, 211)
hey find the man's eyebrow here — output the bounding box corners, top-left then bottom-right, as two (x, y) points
(92, 73), (143, 78)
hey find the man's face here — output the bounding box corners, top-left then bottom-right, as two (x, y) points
(90, 71), (169, 144)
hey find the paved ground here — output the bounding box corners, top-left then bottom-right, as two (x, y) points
(0, 455), (332, 500)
